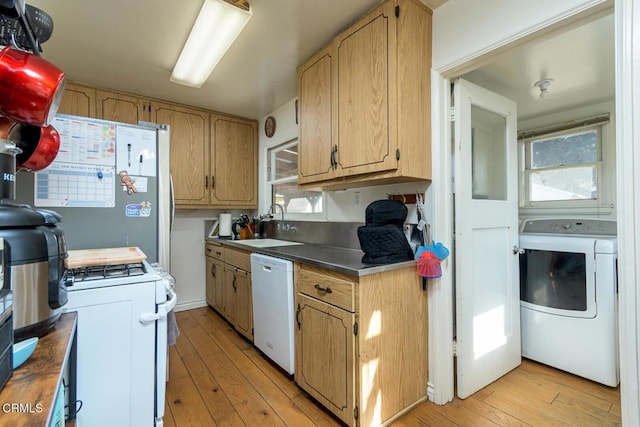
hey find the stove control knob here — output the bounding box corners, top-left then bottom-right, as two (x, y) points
(562, 223), (572, 230)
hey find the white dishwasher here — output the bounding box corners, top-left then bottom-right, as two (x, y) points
(250, 253), (295, 374)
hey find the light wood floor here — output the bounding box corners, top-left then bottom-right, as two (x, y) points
(165, 307), (621, 426)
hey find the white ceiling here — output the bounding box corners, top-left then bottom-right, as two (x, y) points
(27, 0), (446, 120)
(463, 12), (614, 122)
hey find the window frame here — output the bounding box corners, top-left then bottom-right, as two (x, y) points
(265, 138), (326, 221)
(519, 121), (612, 211)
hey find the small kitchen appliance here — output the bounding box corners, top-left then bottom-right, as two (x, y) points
(0, 139), (21, 199)
(0, 288), (13, 393)
(0, 204), (67, 341)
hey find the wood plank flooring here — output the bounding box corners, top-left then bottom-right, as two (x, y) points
(166, 308), (621, 426)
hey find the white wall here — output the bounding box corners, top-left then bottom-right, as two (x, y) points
(258, 98), (432, 226)
(171, 208), (255, 311)
(433, 0), (610, 74)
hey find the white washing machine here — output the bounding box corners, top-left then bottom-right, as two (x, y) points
(519, 219), (619, 386)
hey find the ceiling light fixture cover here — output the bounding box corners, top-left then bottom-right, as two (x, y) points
(171, 0), (252, 88)
(533, 78), (554, 99)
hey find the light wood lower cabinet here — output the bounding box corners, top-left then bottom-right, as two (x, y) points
(205, 242), (225, 313)
(295, 263), (428, 426)
(232, 268), (253, 339)
(205, 257), (225, 312)
(205, 243), (253, 341)
(296, 293), (356, 423)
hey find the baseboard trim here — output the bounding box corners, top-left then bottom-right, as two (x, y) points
(175, 300), (208, 312)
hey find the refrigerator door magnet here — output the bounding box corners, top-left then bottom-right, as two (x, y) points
(119, 171), (137, 195)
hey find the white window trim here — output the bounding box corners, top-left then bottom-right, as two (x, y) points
(263, 138), (327, 221)
(518, 121), (615, 215)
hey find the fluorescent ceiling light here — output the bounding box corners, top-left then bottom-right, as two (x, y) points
(171, 0), (252, 88)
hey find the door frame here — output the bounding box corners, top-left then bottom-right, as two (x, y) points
(428, 2), (640, 424)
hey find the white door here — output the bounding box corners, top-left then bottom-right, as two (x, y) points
(454, 78), (521, 399)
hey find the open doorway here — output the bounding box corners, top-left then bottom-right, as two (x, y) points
(450, 6), (619, 413)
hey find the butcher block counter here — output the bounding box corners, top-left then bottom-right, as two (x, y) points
(65, 247), (146, 269)
(0, 312), (77, 427)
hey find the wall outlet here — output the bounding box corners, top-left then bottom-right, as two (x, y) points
(354, 191), (361, 205)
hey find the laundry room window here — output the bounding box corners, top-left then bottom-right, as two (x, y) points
(267, 139), (324, 217)
(520, 118), (609, 210)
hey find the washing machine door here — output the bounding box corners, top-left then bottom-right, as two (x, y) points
(519, 235), (597, 319)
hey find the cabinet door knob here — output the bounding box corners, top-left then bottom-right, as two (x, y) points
(205, 175), (209, 189)
(296, 303), (301, 330)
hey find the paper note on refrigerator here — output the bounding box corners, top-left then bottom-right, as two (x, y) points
(116, 126), (157, 177)
(34, 163), (116, 207)
(52, 117), (116, 165)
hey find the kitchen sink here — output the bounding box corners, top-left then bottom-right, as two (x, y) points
(232, 238), (303, 248)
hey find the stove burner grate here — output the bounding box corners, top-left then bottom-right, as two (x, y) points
(65, 262), (146, 283)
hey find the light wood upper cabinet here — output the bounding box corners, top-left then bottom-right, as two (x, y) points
(298, 45), (335, 184)
(297, 0), (432, 189)
(151, 102), (209, 205)
(335, 1), (397, 176)
(96, 91), (150, 125)
(210, 114), (258, 207)
(56, 82), (258, 209)
(57, 83), (96, 118)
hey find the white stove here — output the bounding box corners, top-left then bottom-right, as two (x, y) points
(63, 260), (176, 426)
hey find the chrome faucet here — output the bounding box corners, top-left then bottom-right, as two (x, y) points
(268, 203), (286, 230)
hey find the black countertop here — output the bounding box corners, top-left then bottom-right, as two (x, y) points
(208, 238), (416, 277)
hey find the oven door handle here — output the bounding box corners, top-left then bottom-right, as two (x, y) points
(139, 290), (177, 324)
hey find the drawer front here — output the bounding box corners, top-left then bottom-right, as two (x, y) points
(205, 242), (224, 261)
(225, 248), (251, 271)
(299, 266), (356, 312)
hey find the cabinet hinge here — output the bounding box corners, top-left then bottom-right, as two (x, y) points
(353, 322), (358, 336)
(396, 148), (400, 161)
(450, 106), (455, 122)
(395, 5), (400, 17)
(354, 406), (359, 420)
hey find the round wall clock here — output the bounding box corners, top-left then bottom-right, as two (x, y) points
(265, 116), (276, 138)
